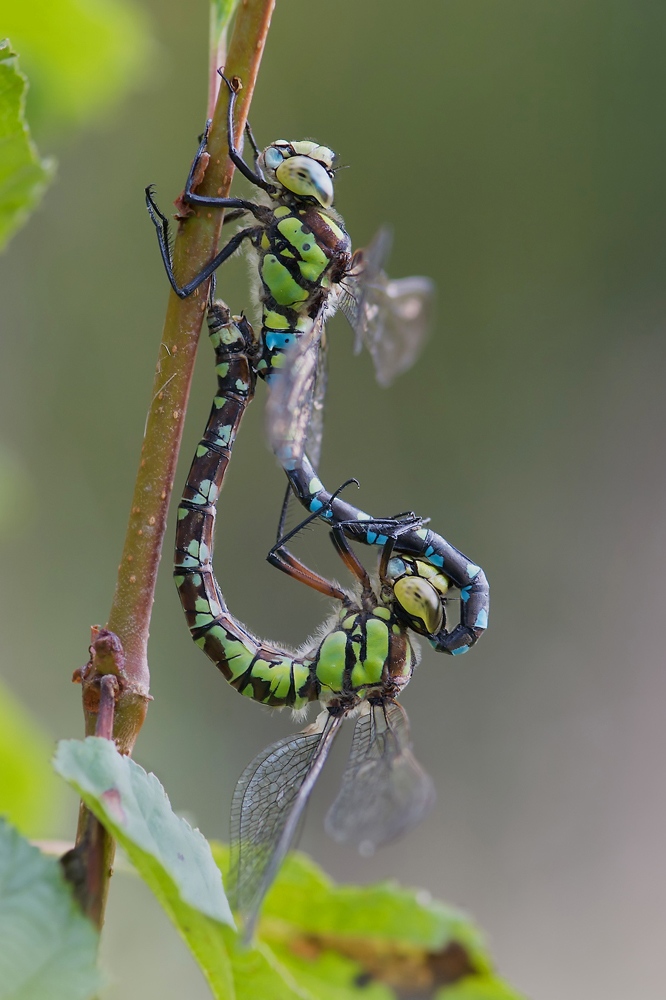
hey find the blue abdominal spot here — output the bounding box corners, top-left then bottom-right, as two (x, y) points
(265, 332), (296, 350)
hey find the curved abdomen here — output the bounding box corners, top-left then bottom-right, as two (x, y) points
(173, 306), (318, 709)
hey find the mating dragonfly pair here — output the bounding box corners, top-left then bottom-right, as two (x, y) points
(148, 75), (489, 941)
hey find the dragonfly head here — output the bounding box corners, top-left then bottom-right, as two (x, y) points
(258, 140), (336, 207)
(386, 556), (449, 638)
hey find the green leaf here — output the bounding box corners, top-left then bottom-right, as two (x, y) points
(212, 846), (526, 1000)
(263, 942), (393, 1000)
(436, 978), (526, 1000)
(54, 739), (310, 1000)
(54, 737), (234, 997)
(2, 0), (152, 131)
(0, 678), (63, 836)
(223, 932), (313, 1000)
(0, 819), (101, 1000)
(0, 40), (54, 249)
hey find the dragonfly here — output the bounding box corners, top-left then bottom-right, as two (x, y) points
(175, 303), (461, 941)
(148, 74), (488, 653)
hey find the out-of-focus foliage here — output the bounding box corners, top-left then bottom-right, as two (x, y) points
(0, 40), (53, 249)
(210, 0), (240, 51)
(0, 0), (151, 246)
(0, 677), (63, 836)
(0, 819), (101, 1000)
(2, 0), (152, 132)
(212, 846), (524, 999)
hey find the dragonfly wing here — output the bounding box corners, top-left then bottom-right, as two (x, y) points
(340, 227), (435, 387)
(230, 710), (342, 941)
(324, 700), (435, 854)
(305, 332), (328, 472)
(265, 314), (326, 472)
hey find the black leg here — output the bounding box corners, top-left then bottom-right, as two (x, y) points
(218, 72), (274, 192)
(335, 510), (426, 543)
(179, 112), (268, 214)
(275, 482), (293, 546)
(145, 186), (257, 298)
(221, 208), (250, 226)
(244, 120), (263, 177)
(267, 479), (359, 598)
(269, 478), (360, 556)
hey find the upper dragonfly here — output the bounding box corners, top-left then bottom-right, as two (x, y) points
(146, 73), (434, 475)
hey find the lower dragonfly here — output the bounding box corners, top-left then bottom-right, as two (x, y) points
(175, 302), (455, 941)
(147, 75), (488, 652)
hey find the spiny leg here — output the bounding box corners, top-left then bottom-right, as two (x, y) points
(218, 71), (274, 192)
(181, 115), (267, 212)
(267, 479), (359, 599)
(244, 119), (263, 175)
(180, 76), (272, 210)
(145, 184), (257, 298)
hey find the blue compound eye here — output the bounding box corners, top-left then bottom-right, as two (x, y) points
(264, 146), (285, 170)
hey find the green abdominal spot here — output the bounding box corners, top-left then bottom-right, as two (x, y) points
(204, 630), (255, 679)
(251, 657), (296, 702)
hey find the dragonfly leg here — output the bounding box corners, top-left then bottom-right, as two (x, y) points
(244, 119), (263, 176)
(267, 479), (360, 599)
(217, 72), (274, 192)
(267, 545), (347, 600)
(181, 117), (267, 213)
(145, 185), (257, 298)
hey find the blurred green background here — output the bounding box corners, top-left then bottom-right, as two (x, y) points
(2, 1), (666, 997)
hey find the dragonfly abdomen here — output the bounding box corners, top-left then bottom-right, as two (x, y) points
(174, 306), (318, 710)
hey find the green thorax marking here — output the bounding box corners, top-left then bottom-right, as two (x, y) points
(258, 206), (351, 317)
(315, 607), (404, 698)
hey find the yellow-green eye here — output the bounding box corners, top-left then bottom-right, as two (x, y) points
(275, 156), (334, 207)
(394, 577), (443, 635)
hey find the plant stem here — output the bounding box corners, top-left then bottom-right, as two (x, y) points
(72, 0), (276, 930)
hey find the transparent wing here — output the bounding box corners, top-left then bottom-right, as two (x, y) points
(265, 313), (327, 472)
(340, 227), (435, 387)
(306, 331), (328, 471)
(229, 711), (342, 941)
(324, 700), (435, 854)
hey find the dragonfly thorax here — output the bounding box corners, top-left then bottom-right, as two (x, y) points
(315, 603), (415, 713)
(258, 140), (336, 208)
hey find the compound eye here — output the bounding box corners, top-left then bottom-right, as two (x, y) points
(264, 146), (285, 170)
(394, 577), (443, 636)
(275, 155), (334, 207)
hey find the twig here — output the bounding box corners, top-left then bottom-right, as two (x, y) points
(71, 0), (277, 931)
